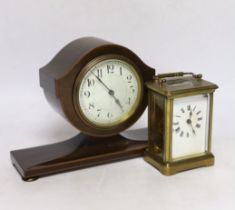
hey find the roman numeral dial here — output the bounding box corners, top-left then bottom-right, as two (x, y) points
(171, 94), (210, 159)
(77, 58), (142, 127)
(173, 104), (203, 138)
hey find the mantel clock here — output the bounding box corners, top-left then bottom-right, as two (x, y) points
(10, 37), (155, 181)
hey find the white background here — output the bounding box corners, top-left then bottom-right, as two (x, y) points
(0, 1), (235, 210)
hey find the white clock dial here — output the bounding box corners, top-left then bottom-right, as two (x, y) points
(172, 94), (210, 160)
(77, 58), (141, 126)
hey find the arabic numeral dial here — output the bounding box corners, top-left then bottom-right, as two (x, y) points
(77, 58), (141, 127)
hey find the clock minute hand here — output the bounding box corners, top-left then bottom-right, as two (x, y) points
(190, 124), (196, 135)
(91, 72), (124, 112)
(187, 111), (196, 135)
(91, 73), (110, 92)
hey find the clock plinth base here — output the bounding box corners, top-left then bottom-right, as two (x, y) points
(144, 150), (214, 175)
(11, 129), (147, 181)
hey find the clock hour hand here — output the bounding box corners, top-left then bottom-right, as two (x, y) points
(91, 72), (124, 112)
(114, 97), (124, 112)
(187, 111), (196, 135)
(108, 89), (124, 111)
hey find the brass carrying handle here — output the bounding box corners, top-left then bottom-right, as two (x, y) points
(153, 72), (202, 84)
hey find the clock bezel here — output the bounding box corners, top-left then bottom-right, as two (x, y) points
(73, 54), (143, 129)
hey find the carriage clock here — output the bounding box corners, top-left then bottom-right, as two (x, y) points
(144, 72), (218, 175)
(10, 37), (155, 181)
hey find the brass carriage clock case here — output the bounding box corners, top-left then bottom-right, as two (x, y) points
(144, 72), (218, 175)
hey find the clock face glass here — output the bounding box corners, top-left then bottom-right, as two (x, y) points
(76, 58), (142, 127)
(172, 94), (210, 160)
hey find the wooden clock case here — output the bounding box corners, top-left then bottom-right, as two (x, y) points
(10, 37), (155, 181)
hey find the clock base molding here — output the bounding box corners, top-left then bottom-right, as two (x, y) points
(144, 150), (214, 175)
(10, 129), (148, 181)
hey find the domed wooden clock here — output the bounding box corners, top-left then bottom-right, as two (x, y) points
(10, 37), (155, 181)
